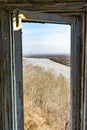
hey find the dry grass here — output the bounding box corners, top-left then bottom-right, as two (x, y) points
(50, 56), (70, 66)
(23, 61), (70, 130)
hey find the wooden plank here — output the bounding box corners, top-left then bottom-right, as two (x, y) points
(0, 2), (86, 12)
(18, 11), (75, 24)
(71, 14), (84, 130)
(0, 0), (86, 2)
(83, 13), (87, 130)
(80, 13), (86, 130)
(0, 11), (13, 130)
(13, 28), (24, 130)
(0, 13), (3, 130)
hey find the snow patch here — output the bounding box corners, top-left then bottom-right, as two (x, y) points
(23, 58), (70, 82)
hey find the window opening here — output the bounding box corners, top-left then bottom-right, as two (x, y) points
(22, 22), (71, 130)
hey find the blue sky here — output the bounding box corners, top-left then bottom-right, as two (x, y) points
(22, 22), (71, 56)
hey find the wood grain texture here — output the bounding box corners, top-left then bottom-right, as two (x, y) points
(0, 1), (86, 11)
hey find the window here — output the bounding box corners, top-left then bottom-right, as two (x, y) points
(22, 22), (71, 130)
(13, 11), (84, 130)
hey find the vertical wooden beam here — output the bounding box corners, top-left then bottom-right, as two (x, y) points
(0, 10), (13, 130)
(0, 10), (24, 130)
(71, 14), (83, 130)
(80, 13), (86, 130)
(13, 20), (24, 130)
(0, 12), (3, 130)
(83, 12), (87, 130)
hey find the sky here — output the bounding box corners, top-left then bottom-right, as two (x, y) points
(22, 22), (71, 56)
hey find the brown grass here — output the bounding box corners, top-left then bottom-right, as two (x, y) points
(23, 62), (70, 130)
(50, 56), (70, 66)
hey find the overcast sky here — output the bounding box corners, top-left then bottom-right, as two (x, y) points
(22, 22), (71, 56)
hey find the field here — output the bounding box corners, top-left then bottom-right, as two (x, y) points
(23, 57), (70, 130)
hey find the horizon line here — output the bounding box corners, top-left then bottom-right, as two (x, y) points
(23, 53), (70, 58)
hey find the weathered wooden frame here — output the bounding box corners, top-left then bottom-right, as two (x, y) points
(0, 10), (85, 130)
(12, 11), (85, 130)
(0, 10), (14, 130)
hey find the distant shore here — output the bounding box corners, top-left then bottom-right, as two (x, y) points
(23, 54), (70, 67)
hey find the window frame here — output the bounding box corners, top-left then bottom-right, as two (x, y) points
(13, 11), (85, 130)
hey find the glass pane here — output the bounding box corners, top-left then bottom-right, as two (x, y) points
(22, 22), (71, 130)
